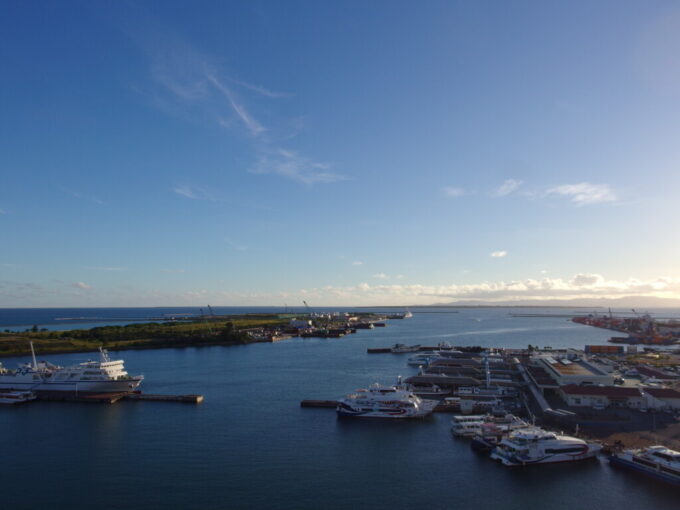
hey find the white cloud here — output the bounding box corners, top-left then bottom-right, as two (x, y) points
(251, 148), (346, 185)
(73, 282), (91, 290)
(227, 77), (290, 98)
(443, 187), (467, 198)
(395, 274), (405, 279)
(205, 72), (266, 136)
(372, 273), (388, 279)
(493, 179), (522, 197)
(547, 182), (618, 205)
(352, 261), (364, 266)
(490, 251), (508, 258)
(172, 185), (214, 201)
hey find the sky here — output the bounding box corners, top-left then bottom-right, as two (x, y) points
(3, 0), (680, 307)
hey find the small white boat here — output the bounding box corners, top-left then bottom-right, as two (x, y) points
(609, 445), (680, 486)
(391, 343), (421, 353)
(0, 390), (37, 405)
(407, 352), (437, 366)
(451, 413), (527, 437)
(490, 427), (601, 466)
(451, 415), (487, 436)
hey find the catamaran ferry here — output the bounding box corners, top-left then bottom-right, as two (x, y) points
(336, 383), (437, 418)
(609, 446), (680, 486)
(0, 343), (143, 397)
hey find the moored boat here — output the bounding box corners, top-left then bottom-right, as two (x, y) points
(490, 427), (601, 466)
(0, 343), (143, 397)
(609, 446), (680, 486)
(391, 343), (421, 353)
(336, 383), (437, 418)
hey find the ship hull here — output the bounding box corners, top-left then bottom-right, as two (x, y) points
(0, 377), (143, 395)
(609, 456), (680, 486)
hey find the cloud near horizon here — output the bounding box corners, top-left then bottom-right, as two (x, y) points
(493, 179), (522, 197)
(546, 182), (618, 205)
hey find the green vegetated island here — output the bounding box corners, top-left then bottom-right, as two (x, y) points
(0, 314), (302, 357)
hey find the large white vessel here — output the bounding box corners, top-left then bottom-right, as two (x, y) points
(0, 344), (143, 397)
(490, 427), (601, 466)
(336, 383), (437, 418)
(609, 446), (680, 486)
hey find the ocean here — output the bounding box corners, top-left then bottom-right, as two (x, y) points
(0, 307), (678, 509)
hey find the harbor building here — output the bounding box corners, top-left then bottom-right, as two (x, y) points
(558, 385), (644, 409)
(534, 354), (614, 387)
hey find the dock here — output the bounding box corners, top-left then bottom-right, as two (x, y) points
(123, 393), (204, 404)
(32, 391), (204, 404)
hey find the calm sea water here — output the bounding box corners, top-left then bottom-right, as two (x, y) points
(1, 307), (678, 509)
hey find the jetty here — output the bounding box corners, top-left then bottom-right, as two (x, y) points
(33, 391), (204, 404)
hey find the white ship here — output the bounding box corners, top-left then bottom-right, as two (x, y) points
(336, 383), (437, 418)
(0, 343), (143, 396)
(451, 413), (527, 437)
(490, 427), (601, 466)
(609, 446), (680, 486)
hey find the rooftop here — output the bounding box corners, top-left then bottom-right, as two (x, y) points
(560, 384), (641, 398)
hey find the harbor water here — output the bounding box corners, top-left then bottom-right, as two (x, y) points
(1, 307), (678, 509)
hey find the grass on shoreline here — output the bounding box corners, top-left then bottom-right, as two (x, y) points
(0, 315), (291, 358)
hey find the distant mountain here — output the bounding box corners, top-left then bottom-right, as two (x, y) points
(431, 296), (680, 309)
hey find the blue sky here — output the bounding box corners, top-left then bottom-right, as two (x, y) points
(2, 0), (680, 306)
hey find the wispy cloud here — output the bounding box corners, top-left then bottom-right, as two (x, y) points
(227, 77), (291, 99)
(59, 186), (104, 205)
(226, 239), (248, 252)
(142, 40), (344, 186)
(160, 269), (186, 274)
(352, 261), (364, 266)
(73, 282), (92, 290)
(443, 187), (468, 198)
(490, 250), (508, 258)
(251, 148), (347, 185)
(87, 266), (126, 272)
(493, 179), (522, 197)
(205, 72), (266, 136)
(372, 273), (388, 279)
(546, 182), (618, 206)
(172, 185), (215, 201)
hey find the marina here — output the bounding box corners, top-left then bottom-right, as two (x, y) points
(2, 307), (680, 510)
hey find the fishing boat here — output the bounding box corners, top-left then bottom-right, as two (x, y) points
(0, 343), (143, 397)
(609, 446), (680, 486)
(490, 427), (601, 466)
(336, 383), (437, 418)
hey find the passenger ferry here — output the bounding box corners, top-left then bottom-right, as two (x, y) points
(336, 383), (437, 418)
(490, 427), (601, 466)
(0, 343), (143, 396)
(609, 446), (680, 486)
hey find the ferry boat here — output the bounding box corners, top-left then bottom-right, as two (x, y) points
(0, 390), (37, 405)
(609, 446), (680, 486)
(490, 427), (601, 466)
(336, 383), (437, 418)
(451, 413), (527, 438)
(0, 343), (143, 397)
(451, 415), (487, 436)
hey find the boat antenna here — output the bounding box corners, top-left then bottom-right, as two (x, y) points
(30, 341), (38, 370)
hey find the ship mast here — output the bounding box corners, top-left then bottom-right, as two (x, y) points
(30, 341), (38, 370)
